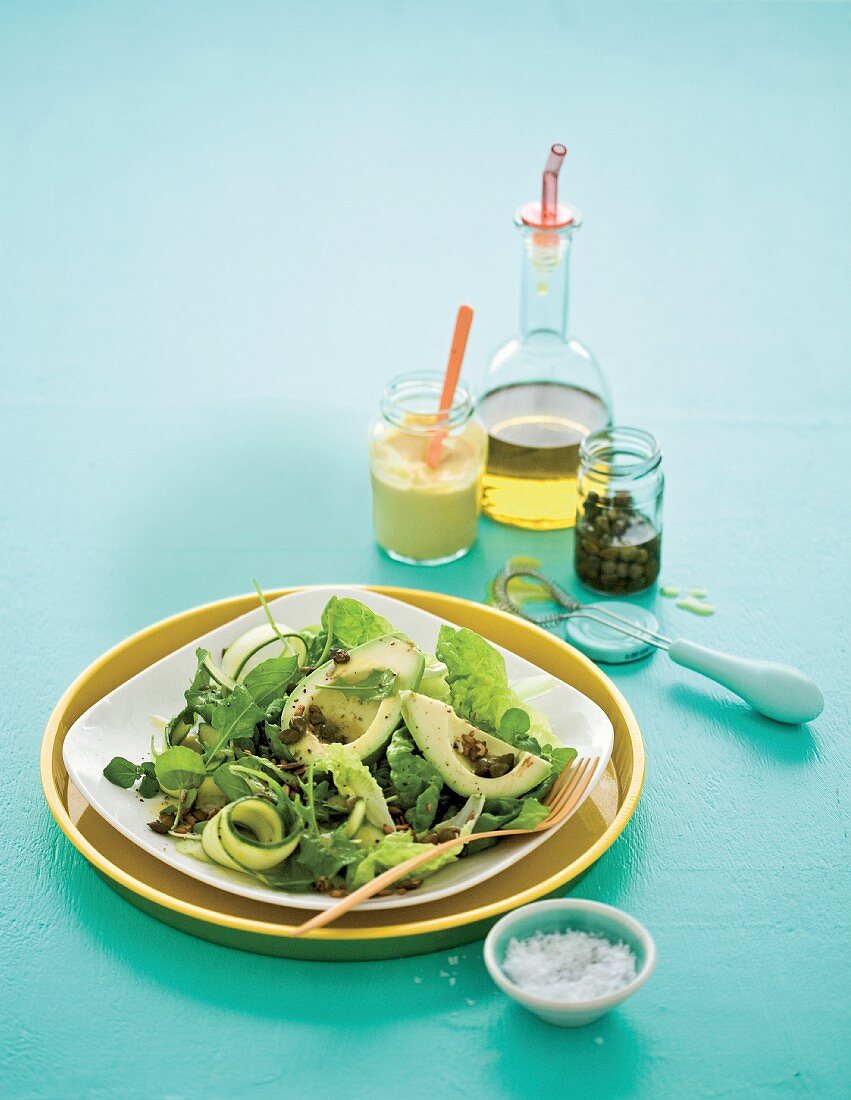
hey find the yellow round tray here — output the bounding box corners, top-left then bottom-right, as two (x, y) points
(41, 587), (645, 960)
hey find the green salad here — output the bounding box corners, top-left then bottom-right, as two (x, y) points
(103, 591), (576, 897)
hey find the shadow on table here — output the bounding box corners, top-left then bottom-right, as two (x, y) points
(47, 797), (647, 1032)
(667, 683), (819, 765)
(491, 1004), (651, 1098)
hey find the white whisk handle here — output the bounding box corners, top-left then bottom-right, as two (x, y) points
(667, 640), (824, 725)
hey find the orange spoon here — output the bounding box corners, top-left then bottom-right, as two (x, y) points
(426, 304), (474, 468)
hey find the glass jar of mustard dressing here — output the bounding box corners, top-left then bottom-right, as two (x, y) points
(574, 427), (664, 595)
(369, 371), (487, 565)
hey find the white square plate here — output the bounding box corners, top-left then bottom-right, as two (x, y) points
(64, 586), (614, 910)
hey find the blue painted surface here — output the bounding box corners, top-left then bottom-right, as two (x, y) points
(2, 2), (849, 1097)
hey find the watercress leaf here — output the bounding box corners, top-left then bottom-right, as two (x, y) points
(103, 757), (140, 789)
(498, 708), (531, 742)
(241, 654), (299, 710)
(154, 746), (206, 791)
(138, 773), (161, 799)
(212, 763), (252, 802)
(321, 669), (397, 701)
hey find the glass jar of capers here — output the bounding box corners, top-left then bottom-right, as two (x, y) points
(574, 426), (663, 595)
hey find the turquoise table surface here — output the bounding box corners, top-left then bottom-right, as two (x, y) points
(2, 1), (849, 1096)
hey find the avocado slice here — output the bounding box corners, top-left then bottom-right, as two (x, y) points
(282, 635), (425, 764)
(400, 691), (552, 799)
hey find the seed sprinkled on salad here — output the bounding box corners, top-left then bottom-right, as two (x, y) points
(102, 592), (577, 897)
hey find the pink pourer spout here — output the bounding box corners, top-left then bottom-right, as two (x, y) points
(542, 143), (567, 224)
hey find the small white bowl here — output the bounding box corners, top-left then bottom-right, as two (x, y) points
(484, 899), (656, 1027)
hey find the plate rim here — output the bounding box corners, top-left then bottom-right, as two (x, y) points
(41, 586), (646, 942)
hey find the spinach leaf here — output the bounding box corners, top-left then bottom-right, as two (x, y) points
(241, 654), (298, 710)
(314, 597), (395, 664)
(103, 757), (140, 789)
(321, 669), (397, 701)
(154, 746), (206, 791)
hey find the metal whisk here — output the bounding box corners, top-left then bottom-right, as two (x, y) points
(491, 563), (823, 726)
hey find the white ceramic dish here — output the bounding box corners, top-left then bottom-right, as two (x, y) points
(63, 586), (614, 911)
(484, 899), (656, 1026)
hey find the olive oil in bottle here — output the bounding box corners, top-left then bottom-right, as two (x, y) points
(480, 382), (609, 530)
(480, 144), (611, 529)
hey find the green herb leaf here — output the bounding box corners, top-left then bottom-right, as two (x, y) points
(321, 668), (398, 701)
(241, 654), (299, 710)
(103, 757), (140, 789)
(205, 685), (265, 760)
(154, 746), (206, 792)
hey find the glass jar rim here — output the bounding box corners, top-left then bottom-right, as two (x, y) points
(580, 426), (661, 478)
(380, 370), (475, 435)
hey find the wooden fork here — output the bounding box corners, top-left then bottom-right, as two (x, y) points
(291, 754), (601, 937)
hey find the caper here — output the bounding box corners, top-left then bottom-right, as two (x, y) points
(628, 564), (644, 580)
(600, 560), (617, 575)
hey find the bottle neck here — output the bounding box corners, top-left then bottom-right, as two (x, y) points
(519, 227), (574, 342)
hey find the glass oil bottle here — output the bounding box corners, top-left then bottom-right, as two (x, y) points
(480, 145), (611, 529)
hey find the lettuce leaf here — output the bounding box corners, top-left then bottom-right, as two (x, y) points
(386, 727), (443, 834)
(323, 742), (393, 829)
(436, 625), (560, 748)
(347, 831), (460, 890)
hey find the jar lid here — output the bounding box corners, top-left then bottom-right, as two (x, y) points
(565, 602), (658, 664)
